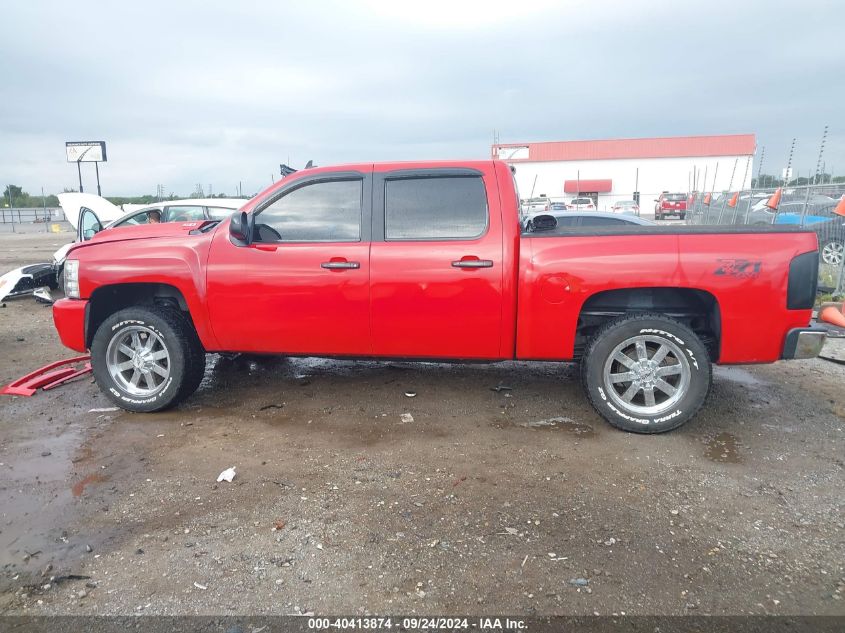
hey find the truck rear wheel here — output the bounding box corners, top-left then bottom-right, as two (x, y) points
(91, 307), (206, 412)
(581, 314), (711, 433)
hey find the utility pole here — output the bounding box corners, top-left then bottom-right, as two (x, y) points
(42, 186), (49, 231)
(7, 185), (15, 233)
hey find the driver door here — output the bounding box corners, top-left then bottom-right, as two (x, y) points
(77, 207), (103, 241)
(205, 170), (373, 356)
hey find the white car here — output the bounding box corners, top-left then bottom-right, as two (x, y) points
(610, 200), (640, 215)
(53, 193), (246, 273)
(567, 197), (596, 211)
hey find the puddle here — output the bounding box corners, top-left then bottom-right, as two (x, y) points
(704, 432), (742, 463)
(494, 416), (594, 435)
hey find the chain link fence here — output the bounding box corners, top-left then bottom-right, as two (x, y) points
(686, 183), (845, 297)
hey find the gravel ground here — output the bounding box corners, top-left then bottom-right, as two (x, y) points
(0, 231), (843, 616)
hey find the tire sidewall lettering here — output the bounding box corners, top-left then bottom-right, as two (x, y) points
(639, 327), (699, 370)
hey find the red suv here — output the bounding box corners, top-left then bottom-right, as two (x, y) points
(654, 192), (687, 220)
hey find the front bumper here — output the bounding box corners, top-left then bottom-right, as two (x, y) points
(781, 327), (827, 359)
(52, 298), (89, 352)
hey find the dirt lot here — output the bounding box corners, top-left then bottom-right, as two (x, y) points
(0, 232), (843, 616)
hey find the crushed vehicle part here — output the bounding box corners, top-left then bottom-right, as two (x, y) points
(33, 286), (54, 305)
(1, 355), (92, 396)
(0, 264), (58, 302)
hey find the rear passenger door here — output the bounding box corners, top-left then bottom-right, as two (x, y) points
(369, 167), (504, 359)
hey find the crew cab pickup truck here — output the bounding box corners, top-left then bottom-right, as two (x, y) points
(52, 160), (826, 433)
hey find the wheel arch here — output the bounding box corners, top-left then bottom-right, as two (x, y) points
(575, 287), (722, 361)
(86, 282), (204, 349)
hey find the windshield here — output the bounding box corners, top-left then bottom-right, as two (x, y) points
(665, 193), (686, 201)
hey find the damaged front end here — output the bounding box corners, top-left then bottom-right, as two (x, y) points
(0, 263), (58, 303)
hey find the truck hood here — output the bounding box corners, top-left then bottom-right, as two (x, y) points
(69, 220), (219, 254)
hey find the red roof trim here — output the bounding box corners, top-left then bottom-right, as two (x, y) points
(493, 134), (756, 162)
(564, 179), (612, 193)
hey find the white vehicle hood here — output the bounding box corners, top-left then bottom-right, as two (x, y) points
(58, 193), (123, 230)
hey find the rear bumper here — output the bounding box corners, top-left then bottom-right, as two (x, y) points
(52, 298), (89, 352)
(781, 327), (827, 359)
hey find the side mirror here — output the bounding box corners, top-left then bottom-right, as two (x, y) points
(530, 214), (557, 231)
(229, 211), (251, 244)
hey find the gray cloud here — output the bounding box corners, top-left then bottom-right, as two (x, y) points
(1, 0), (842, 196)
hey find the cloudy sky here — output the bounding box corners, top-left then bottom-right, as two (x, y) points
(1, 0), (842, 196)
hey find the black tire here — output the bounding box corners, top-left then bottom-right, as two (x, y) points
(581, 314), (711, 433)
(91, 307), (206, 412)
(679, 213), (686, 221)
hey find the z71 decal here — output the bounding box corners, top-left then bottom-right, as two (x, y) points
(714, 259), (761, 279)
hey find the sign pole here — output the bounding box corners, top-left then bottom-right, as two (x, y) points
(95, 162), (101, 196)
(77, 160), (84, 193)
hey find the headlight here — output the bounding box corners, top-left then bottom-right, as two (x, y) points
(64, 259), (80, 298)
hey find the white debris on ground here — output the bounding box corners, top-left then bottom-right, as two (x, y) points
(216, 467), (236, 483)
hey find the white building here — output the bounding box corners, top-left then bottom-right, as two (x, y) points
(492, 134), (756, 212)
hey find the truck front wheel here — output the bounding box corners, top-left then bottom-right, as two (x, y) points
(91, 307), (206, 412)
(581, 314), (711, 433)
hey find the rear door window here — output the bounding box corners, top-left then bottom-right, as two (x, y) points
(384, 176), (488, 240)
(207, 206), (236, 220)
(580, 216), (628, 227)
(556, 216), (578, 227)
(164, 206), (206, 222)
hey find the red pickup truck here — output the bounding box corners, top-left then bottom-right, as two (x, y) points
(655, 192), (688, 220)
(52, 160), (825, 433)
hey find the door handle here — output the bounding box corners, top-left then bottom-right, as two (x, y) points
(321, 260), (360, 270)
(452, 258), (493, 269)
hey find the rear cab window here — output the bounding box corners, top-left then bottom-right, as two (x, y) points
(384, 176), (488, 240)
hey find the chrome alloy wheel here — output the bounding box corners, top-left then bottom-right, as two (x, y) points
(106, 325), (171, 396)
(602, 334), (690, 416)
(822, 240), (843, 265)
